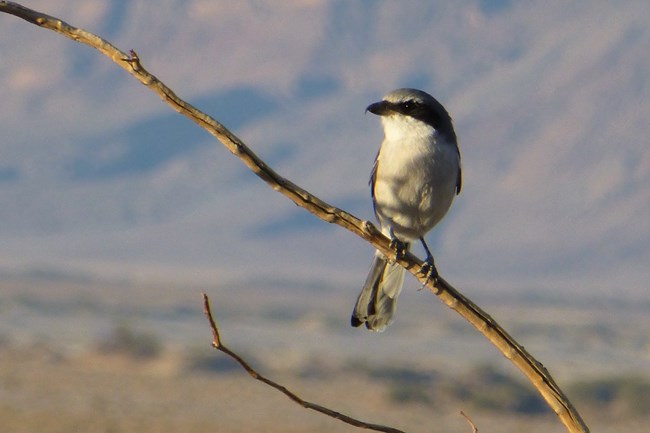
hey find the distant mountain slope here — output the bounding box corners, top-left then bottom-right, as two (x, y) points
(0, 1), (648, 299)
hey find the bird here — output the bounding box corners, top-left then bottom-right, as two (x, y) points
(351, 88), (461, 332)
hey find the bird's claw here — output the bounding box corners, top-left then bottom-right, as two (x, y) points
(389, 237), (407, 261)
(418, 257), (439, 290)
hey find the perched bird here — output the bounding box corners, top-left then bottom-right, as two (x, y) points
(351, 88), (461, 331)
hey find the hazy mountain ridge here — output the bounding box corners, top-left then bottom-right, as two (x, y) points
(1, 1), (648, 297)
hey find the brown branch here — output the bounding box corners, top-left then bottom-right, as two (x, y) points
(205, 292), (486, 433)
(202, 293), (408, 433)
(459, 411), (478, 433)
(0, 3), (589, 433)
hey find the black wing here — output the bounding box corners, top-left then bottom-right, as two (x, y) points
(369, 149), (380, 218)
(455, 142), (462, 195)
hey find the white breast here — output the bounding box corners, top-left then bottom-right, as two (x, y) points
(373, 115), (459, 241)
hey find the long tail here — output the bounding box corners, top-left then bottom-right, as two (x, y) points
(351, 250), (405, 332)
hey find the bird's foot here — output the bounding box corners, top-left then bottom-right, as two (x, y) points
(389, 237), (408, 261)
(418, 256), (439, 290)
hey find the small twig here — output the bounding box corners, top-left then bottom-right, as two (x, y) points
(459, 411), (478, 433)
(202, 292), (222, 347)
(202, 293), (408, 433)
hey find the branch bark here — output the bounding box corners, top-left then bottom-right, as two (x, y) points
(0, 3), (589, 433)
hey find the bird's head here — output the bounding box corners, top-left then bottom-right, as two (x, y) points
(366, 88), (456, 143)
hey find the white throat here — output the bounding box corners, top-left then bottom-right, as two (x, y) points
(381, 114), (436, 143)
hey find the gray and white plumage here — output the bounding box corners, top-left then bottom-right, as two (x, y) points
(351, 88), (461, 332)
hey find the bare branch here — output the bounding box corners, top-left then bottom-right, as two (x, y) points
(202, 293), (408, 433)
(0, 3), (590, 433)
(459, 411), (478, 433)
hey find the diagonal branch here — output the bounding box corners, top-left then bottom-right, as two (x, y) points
(0, 3), (589, 433)
(202, 293), (408, 433)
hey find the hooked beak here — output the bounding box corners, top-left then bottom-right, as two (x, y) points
(366, 101), (392, 116)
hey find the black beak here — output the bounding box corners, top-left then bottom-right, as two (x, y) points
(366, 101), (392, 116)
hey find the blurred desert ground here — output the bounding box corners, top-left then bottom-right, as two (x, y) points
(1, 277), (648, 433)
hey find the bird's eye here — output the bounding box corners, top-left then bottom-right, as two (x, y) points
(401, 100), (419, 111)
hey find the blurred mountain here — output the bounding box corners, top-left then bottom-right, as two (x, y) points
(1, 0), (648, 301)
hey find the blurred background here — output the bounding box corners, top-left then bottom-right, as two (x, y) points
(1, 1), (648, 432)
